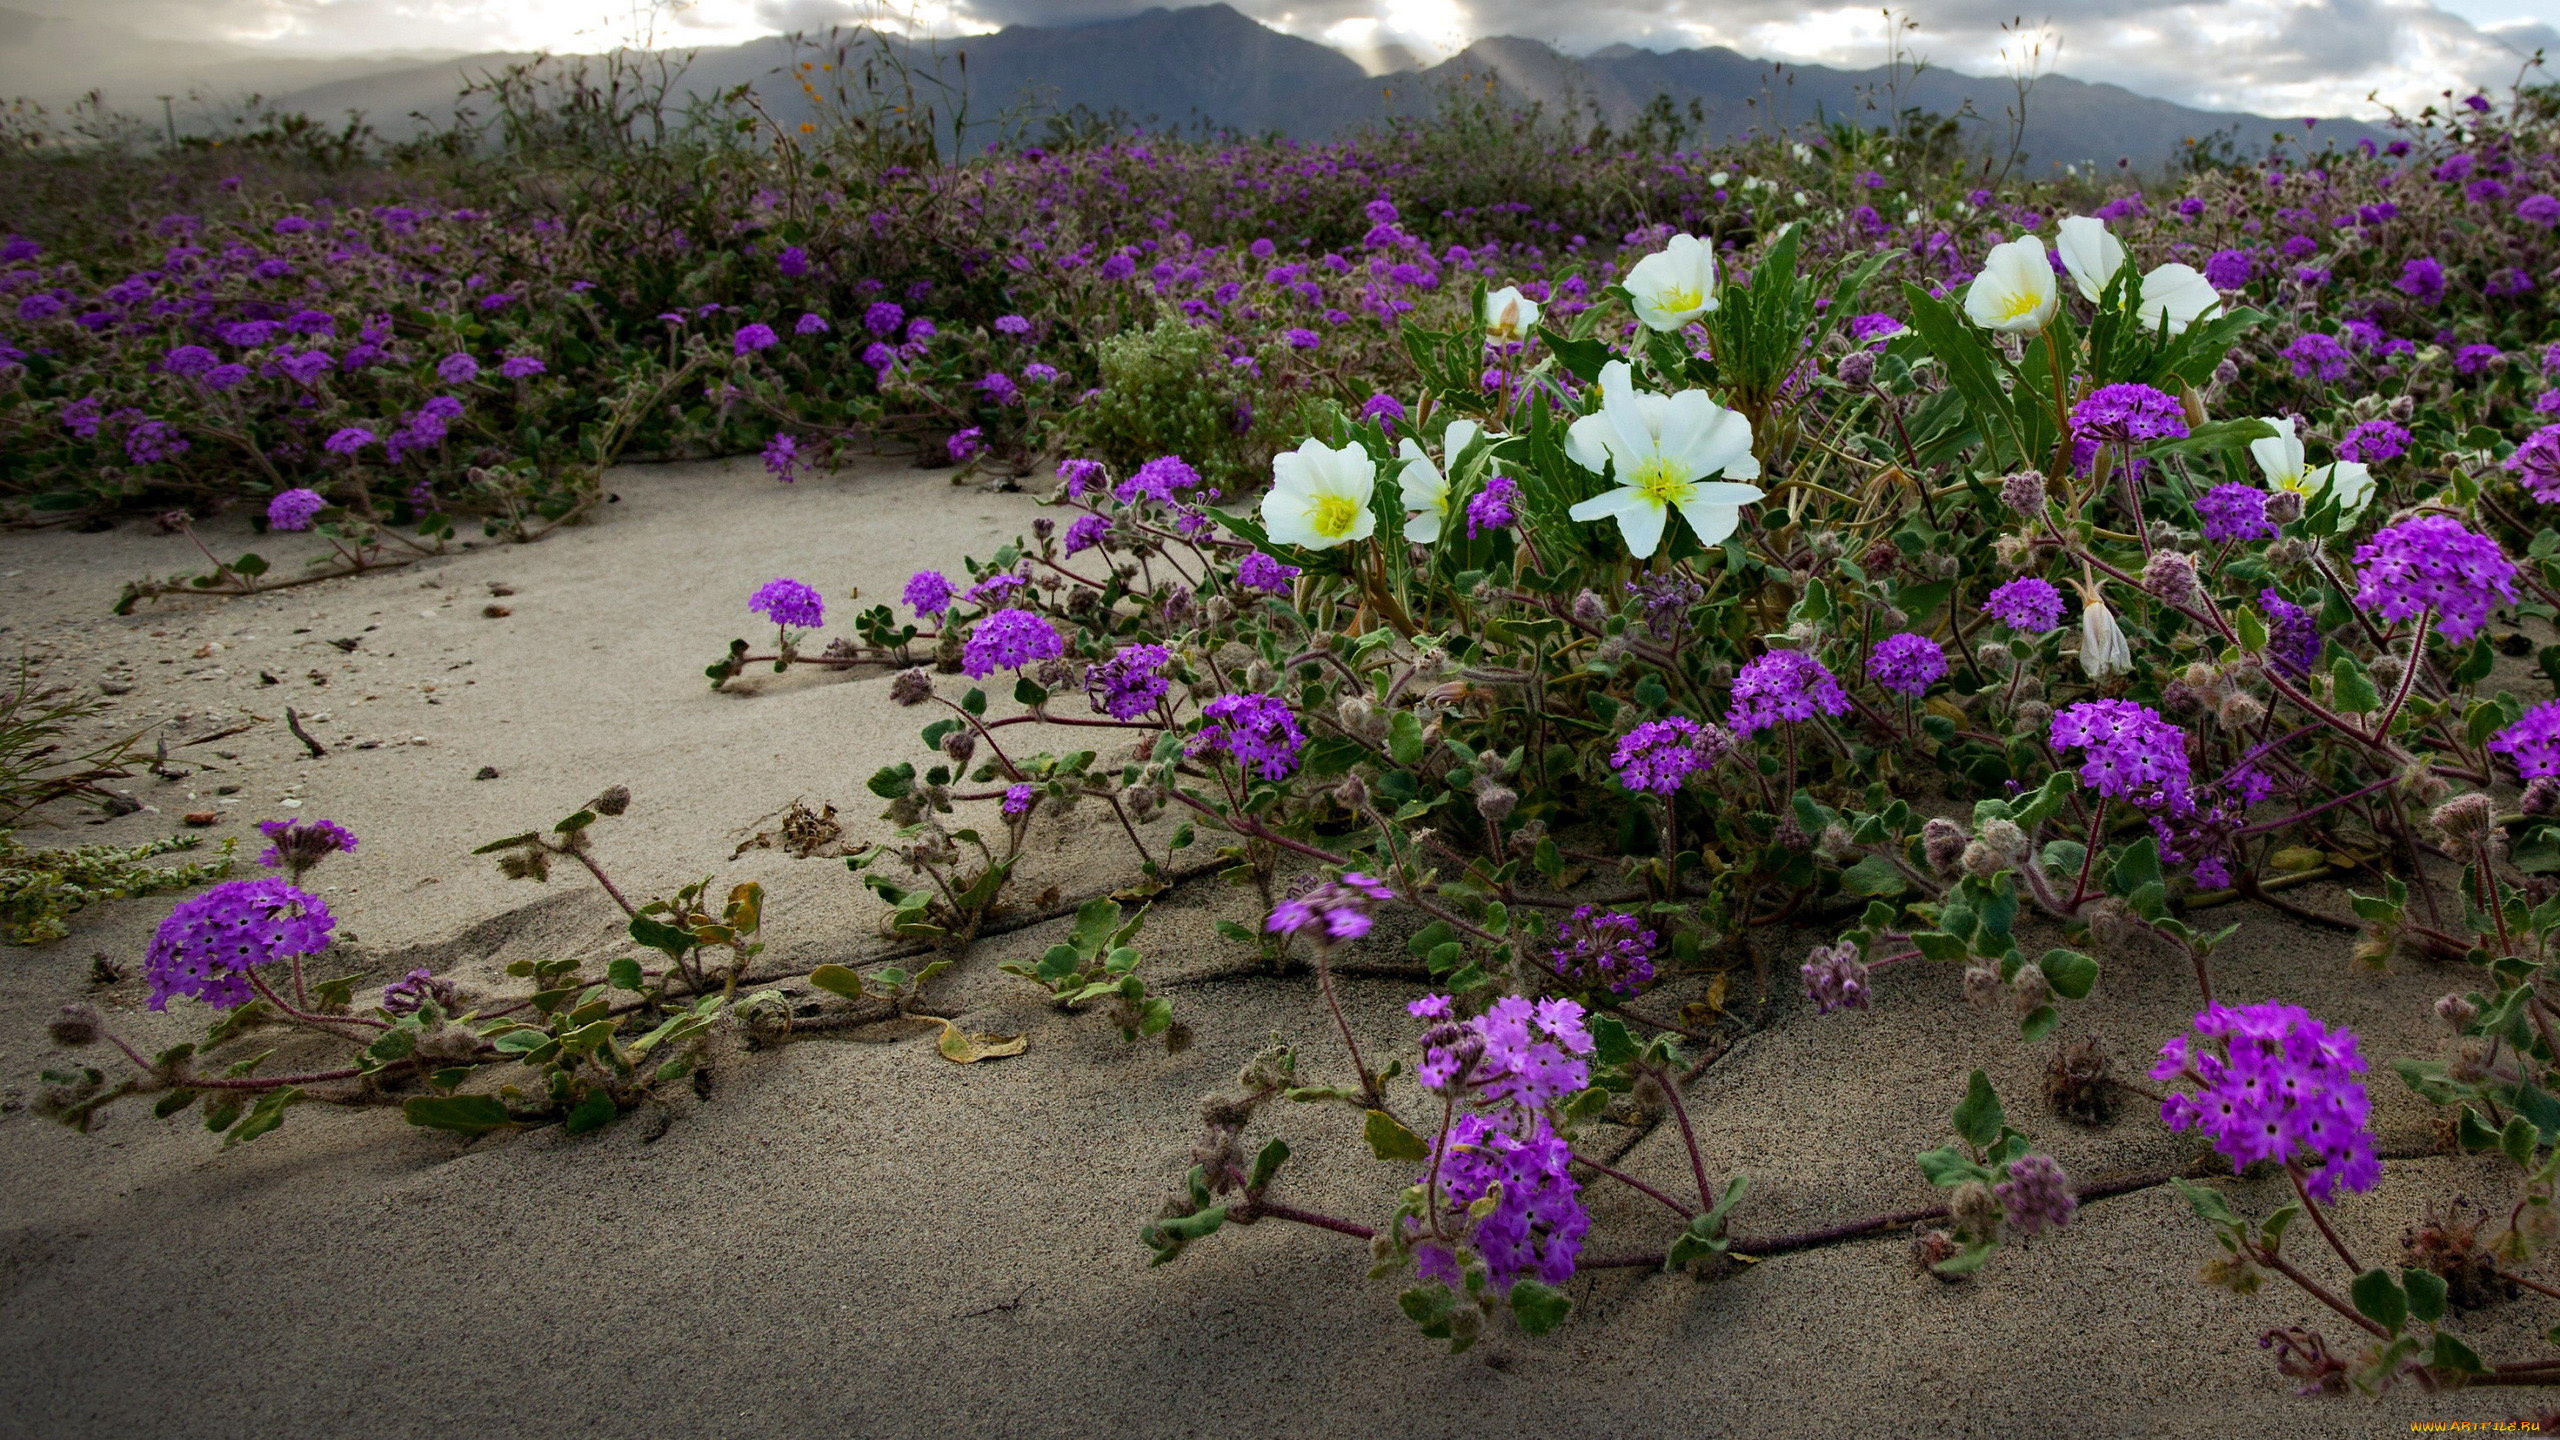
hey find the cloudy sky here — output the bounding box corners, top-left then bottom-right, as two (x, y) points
(8, 0), (2556, 118)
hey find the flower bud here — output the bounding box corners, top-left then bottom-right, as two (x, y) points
(2142, 550), (2197, 605)
(942, 728), (977, 764)
(1999, 470), (2048, 517)
(1571, 589), (1608, 628)
(2431, 792), (2498, 842)
(2215, 691), (2265, 729)
(891, 667), (935, 705)
(1922, 817), (1969, 876)
(2435, 992), (2480, 1031)
(1951, 1180), (2001, 1239)
(1836, 349), (1877, 387)
(1964, 964), (2003, 1007)
(589, 784), (632, 817)
(1473, 780), (1518, 823)
(2264, 488), (2305, 525)
(2527, 776), (2560, 817)
(2011, 962), (2050, 1016)
(2388, 394), (2414, 422)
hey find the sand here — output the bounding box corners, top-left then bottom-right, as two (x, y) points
(0, 455), (2549, 1438)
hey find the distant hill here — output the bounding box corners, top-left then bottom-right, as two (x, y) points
(220, 3), (2388, 173)
(0, 5), (459, 118)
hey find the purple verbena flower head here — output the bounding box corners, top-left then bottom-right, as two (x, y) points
(266, 488), (327, 531)
(946, 426), (984, 462)
(961, 607), (1063, 679)
(1867, 632), (1947, 696)
(1464, 475), (1519, 538)
(761, 431), (803, 483)
(1086, 642), (1171, 720)
(749, 576), (825, 631)
(864, 300), (904, 336)
(2259, 589), (2322, 677)
(1996, 1153), (2077, 1237)
(435, 352), (479, 384)
(1547, 907), (1657, 995)
(499, 354), (546, 378)
(2153, 1000), (2379, 1201)
(734, 323), (779, 355)
(2071, 382), (2189, 445)
(323, 426), (375, 456)
(146, 878), (335, 1011)
(2196, 483), (2277, 542)
(1610, 715), (1731, 795)
(1267, 871), (1396, 943)
(1801, 939), (1870, 1014)
(1191, 692), (1307, 780)
(1727, 650), (1850, 738)
(903, 570), (954, 617)
(257, 817), (356, 877)
(1235, 551), (1299, 593)
(1116, 454), (1200, 505)
(2338, 419), (2409, 464)
(2351, 514), (2516, 643)
(2397, 255), (2446, 305)
(2050, 699), (2192, 810)
(994, 314), (1031, 336)
(2203, 248), (2253, 289)
(2505, 424), (2560, 503)
(2281, 332), (2351, 383)
(1360, 392), (1407, 429)
(1983, 576), (2066, 633)
(2490, 700), (2560, 779)
(1001, 783), (1036, 819)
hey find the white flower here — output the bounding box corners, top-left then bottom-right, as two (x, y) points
(2249, 414), (2373, 518)
(1394, 419), (1486, 543)
(1964, 234), (2059, 334)
(1790, 142), (1813, 162)
(2136, 263), (2223, 335)
(1707, 170), (1730, 187)
(1621, 233), (1719, 331)
(1563, 360), (1762, 559)
(2079, 589), (2132, 680)
(1483, 286), (1540, 344)
(2055, 215), (2127, 301)
(1263, 438), (1377, 550)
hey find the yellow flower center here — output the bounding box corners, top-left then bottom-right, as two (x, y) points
(1630, 457), (1693, 508)
(1312, 493), (1361, 538)
(1990, 288), (2043, 323)
(1655, 285), (1704, 314)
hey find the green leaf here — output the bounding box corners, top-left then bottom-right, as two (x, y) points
(1248, 1138), (1291, 1192)
(1952, 1069), (2004, 1151)
(1387, 710), (1426, 766)
(1363, 1108), (1432, 1162)
(2039, 948), (2099, 1001)
(1840, 853), (1908, 897)
(2429, 1331), (2486, 1376)
(2172, 1177), (2238, 1225)
(403, 1094), (513, 1136)
(607, 957), (646, 991)
(1507, 1279), (1572, 1334)
(563, 1088), (619, 1136)
(2403, 1266), (2449, 1324)
(2350, 1267), (2408, 1335)
(2331, 654), (2381, 714)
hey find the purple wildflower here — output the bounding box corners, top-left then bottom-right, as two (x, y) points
(435, 352), (479, 384)
(1235, 552), (1299, 593)
(2196, 483), (2277, 542)
(1063, 514), (1111, 554)
(2203, 249), (2254, 289)
(2397, 256), (2446, 305)
(733, 323), (779, 355)
(2153, 1001), (2379, 1202)
(498, 354), (546, 378)
(266, 488), (327, 531)
(1727, 651), (1850, 738)
(1116, 454), (1200, 505)
(146, 879), (336, 1011)
(2259, 590), (2322, 677)
(748, 576), (825, 632)
(762, 431), (803, 483)
(2505, 424), (2560, 503)
(256, 817), (356, 878)
(381, 968), (458, 1017)
(2050, 699), (2192, 809)
(1983, 576), (2066, 633)
(2071, 383), (2190, 445)
(1996, 1154), (2077, 1237)
(1267, 871), (1396, 943)
(1086, 643), (1172, 720)
(2281, 333), (2352, 383)
(2338, 419), (2409, 464)
(1465, 475), (1518, 538)
(1867, 632), (1947, 696)
(1001, 784), (1036, 819)
(2491, 701), (2560, 779)
(864, 301), (904, 336)
(903, 570), (954, 617)
(1547, 907), (1658, 995)
(1801, 940), (1870, 1014)
(961, 607), (1063, 679)
(323, 426), (375, 456)
(1191, 693), (1307, 780)
(946, 427), (984, 462)
(1610, 715), (1730, 795)
(2351, 514), (2516, 643)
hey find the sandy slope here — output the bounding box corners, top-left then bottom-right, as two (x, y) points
(0, 456), (2546, 1438)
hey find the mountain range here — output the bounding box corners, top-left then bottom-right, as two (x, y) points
(5, 3), (2387, 174)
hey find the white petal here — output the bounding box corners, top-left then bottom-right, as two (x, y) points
(2055, 216), (2124, 302)
(1403, 508), (1443, 544)
(1675, 500), (1741, 549)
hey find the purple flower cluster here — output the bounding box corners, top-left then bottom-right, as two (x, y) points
(146, 878), (336, 1011)
(2490, 700), (2560, 779)
(1546, 907), (1658, 995)
(1063, 513), (1111, 554)
(2338, 419), (2409, 464)
(1610, 715), (1730, 795)
(2154, 1001), (2379, 1202)
(749, 576), (825, 632)
(1267, 872), (1396, 943)
(1001, 783), (1037, 819)
(1086, 642), (1172, 720)
(1983, 576), (2065, 633)
(2195, 483), (2276, 542)
(1117, 454), (1201, 505)
(381, 967), (460, 1017)
(2351, 514), (2517, 643)
(1996, 1154), (2077, 1237)
(2050, 699), (2192, 810)
(1234, 552), (1299, 593)
(761, 431), (803, 483)
(2281, 333), (2351, 383)
(2258, 589), (2322, 677)
(2069, 382), (2190, 445)
(266, 488), (327, 531)
(903, 570), (954, 617)
(1464, 475), (1518, 537)
(256, 817), (356, 877)
(1191, 693), (1307, 780)
(1800, 940), (1870, 1014)
(2505, 423), (2560, 502)
(1412, 1110), (1585, 1292)
(1726, 651), (1850, 738)
(960, 607), (1063, 678)
(1866, 632), (1947, 697)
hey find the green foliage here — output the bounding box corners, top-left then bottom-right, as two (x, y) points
(0, 831), (233, 945)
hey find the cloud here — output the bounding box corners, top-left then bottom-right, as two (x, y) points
(1, 0), (2549, 118)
